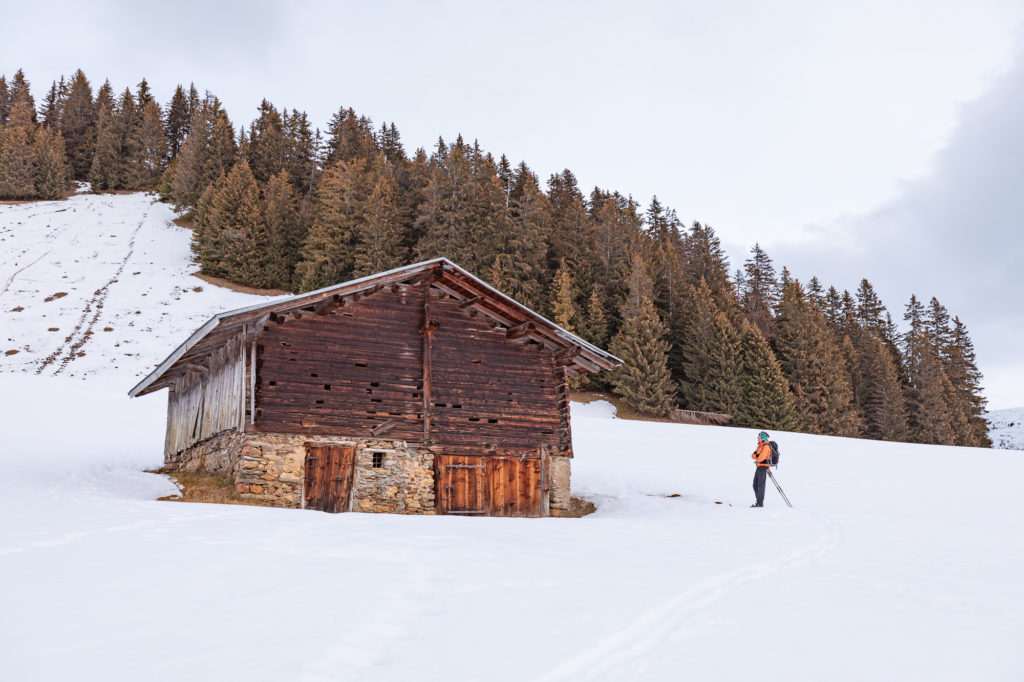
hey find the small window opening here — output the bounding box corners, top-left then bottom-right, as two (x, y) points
(355, 362), (367, 367)
(471, 359), (482, 364)
(469, 417), (480, 422)
(310, 372), (319, 377)
(488, 418), (499, 424)
(370, 382), (379, 387)
(315, 399), (324, 405)
(372, 452), (385, 468)
(268, 381), (277, 386)
(452, 404), (462, 409)
(371, 398), (382, 403)
(324, 384), (331, 390)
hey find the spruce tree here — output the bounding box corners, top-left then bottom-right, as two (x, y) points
(734, 321), (796, 430)
(352, 158), (404, 277)
(195, 160), (262, 281)
(550, 259), (578, 333)
(165, 84), (190, 158)
(135, 100), (167, 188)
(59, 70), (95, 180)
(945, 317), (990, 447)
(0, 75), (10, 125)
(740, 243), (779, 338)
(33, 126), (70, 199)
(582, 284), (609, 347)
(0, 92), (38, 199)
(849, 326), (907, 441)
(676, 278), (743, 415)
(89, 94), (121, 191)
(490, 162), (550, 310)
(608, 256), (676, 417)
(773, 281), (860, 436)
(247, 99), (286, 184)
(115, 88), (141, 189)
(294, 160), (362, 291)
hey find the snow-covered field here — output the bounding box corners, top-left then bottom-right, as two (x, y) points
(987, 407), (1024, 451)
(2, 194), (1022, 681)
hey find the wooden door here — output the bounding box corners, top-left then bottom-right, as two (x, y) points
(436, 454), (543, 517)
(436, 455), (487, 515)
(304, 444), (355, 513)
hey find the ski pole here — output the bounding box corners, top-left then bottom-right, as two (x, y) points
(767, 469), (793, 508)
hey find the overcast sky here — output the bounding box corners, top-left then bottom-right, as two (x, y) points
(4, 0), (1023, 407)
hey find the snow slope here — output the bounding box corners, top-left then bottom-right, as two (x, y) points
(0, 189), (282, 381)
(2, 195), (1022, 681)
(987, 407), (1024, 451)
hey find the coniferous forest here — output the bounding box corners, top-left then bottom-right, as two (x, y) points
(0, 69), (991, 447)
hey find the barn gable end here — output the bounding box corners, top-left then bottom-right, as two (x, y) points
(131, 258), (620, 516)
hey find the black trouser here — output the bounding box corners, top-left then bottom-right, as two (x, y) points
(753, 466), (768, 506)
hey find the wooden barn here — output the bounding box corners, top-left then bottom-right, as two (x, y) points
(129, 258), (621, 516)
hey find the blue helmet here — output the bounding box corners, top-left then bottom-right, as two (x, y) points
(758, 431), (769, 441)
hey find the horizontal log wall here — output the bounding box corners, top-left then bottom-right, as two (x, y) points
(430, 291), (566, 455)
(252, 285), (571, 456)
(254, 286), (425, 439)
(164, 336), (245, 457)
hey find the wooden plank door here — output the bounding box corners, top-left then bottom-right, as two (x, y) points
(436, 454), (543, 517)
(487, 456), (542, 517)
(436, 455), (487, 515)
(304, 444), (355, 513)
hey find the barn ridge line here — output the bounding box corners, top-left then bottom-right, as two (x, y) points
(128, 257), (622, 398)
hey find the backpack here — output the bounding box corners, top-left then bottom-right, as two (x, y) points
(769, 441), (780, 468)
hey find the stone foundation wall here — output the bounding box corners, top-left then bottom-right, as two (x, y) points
(165, 429), (244, 476)
(351, 441), (435, 514)
(168, 431), (569, 516)
(548, 456), (572, 517)
(234, 433), (308, 507)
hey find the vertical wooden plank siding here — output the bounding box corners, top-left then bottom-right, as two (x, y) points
(163, 336), (246, 457)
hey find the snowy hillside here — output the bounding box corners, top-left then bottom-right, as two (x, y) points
(987, 407), (1024, 451)
(0, 188), (283, 380)
(1, 194), (1023, 682)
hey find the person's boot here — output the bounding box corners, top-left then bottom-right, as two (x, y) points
(750, 502), (763, 507)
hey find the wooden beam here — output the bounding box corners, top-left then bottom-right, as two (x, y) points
(422, 287), (436, 444)
(371, 420), (397, 436)
(459, 295), (484, 309)
(506, 321), (535, 340)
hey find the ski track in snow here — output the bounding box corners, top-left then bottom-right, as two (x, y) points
(538, 512), (842, 681)
(37, 206), (151, 375)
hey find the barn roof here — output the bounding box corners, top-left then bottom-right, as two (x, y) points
(129, 257), (622, 397)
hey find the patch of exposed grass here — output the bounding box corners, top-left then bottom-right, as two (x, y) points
(190, 271), (292, 296)
(151, 469), (278, 507)
(561, 497), (597, 518)
(569, 389), (676, 423)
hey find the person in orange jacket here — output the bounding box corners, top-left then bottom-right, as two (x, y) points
(751, 431), (772, 507)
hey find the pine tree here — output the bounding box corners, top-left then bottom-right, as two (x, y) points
(89, 93), (121, 191)
(550, 259), (578, 333)
(582, 284), (609, 347)
(165, 84), (190, 159)
(40, 76), (68, 128)
(773, 281), (860, 436)
(740, 243), (779, 338)
(294, 160), (362, 291)
(490, 162), (550, 310)
(848, 325), (907, 441)
(247, 99), (286, 184)
(676, 278), (743, 415)
(194, 160), (262, 281)
(352, 158), (404, 277)
(323, 106), (377, 167)
(134, 100), (167, 188)
(58, 70), (95, 180)
(608, 256), (676, 417)
(683, 221), (734, 309)
(734, 321), (796, 430)
(0, 75), (10, 125)
(0, 89), (38, 199)
(945, 316), (990, 447)
(115, 88), (142, 189)
(258, 168), (304, 289)
(32, 126), (70, 199)
(283, 108), (317, 196)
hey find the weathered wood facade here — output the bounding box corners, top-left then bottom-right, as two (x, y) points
(130, 258), (620, 516)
